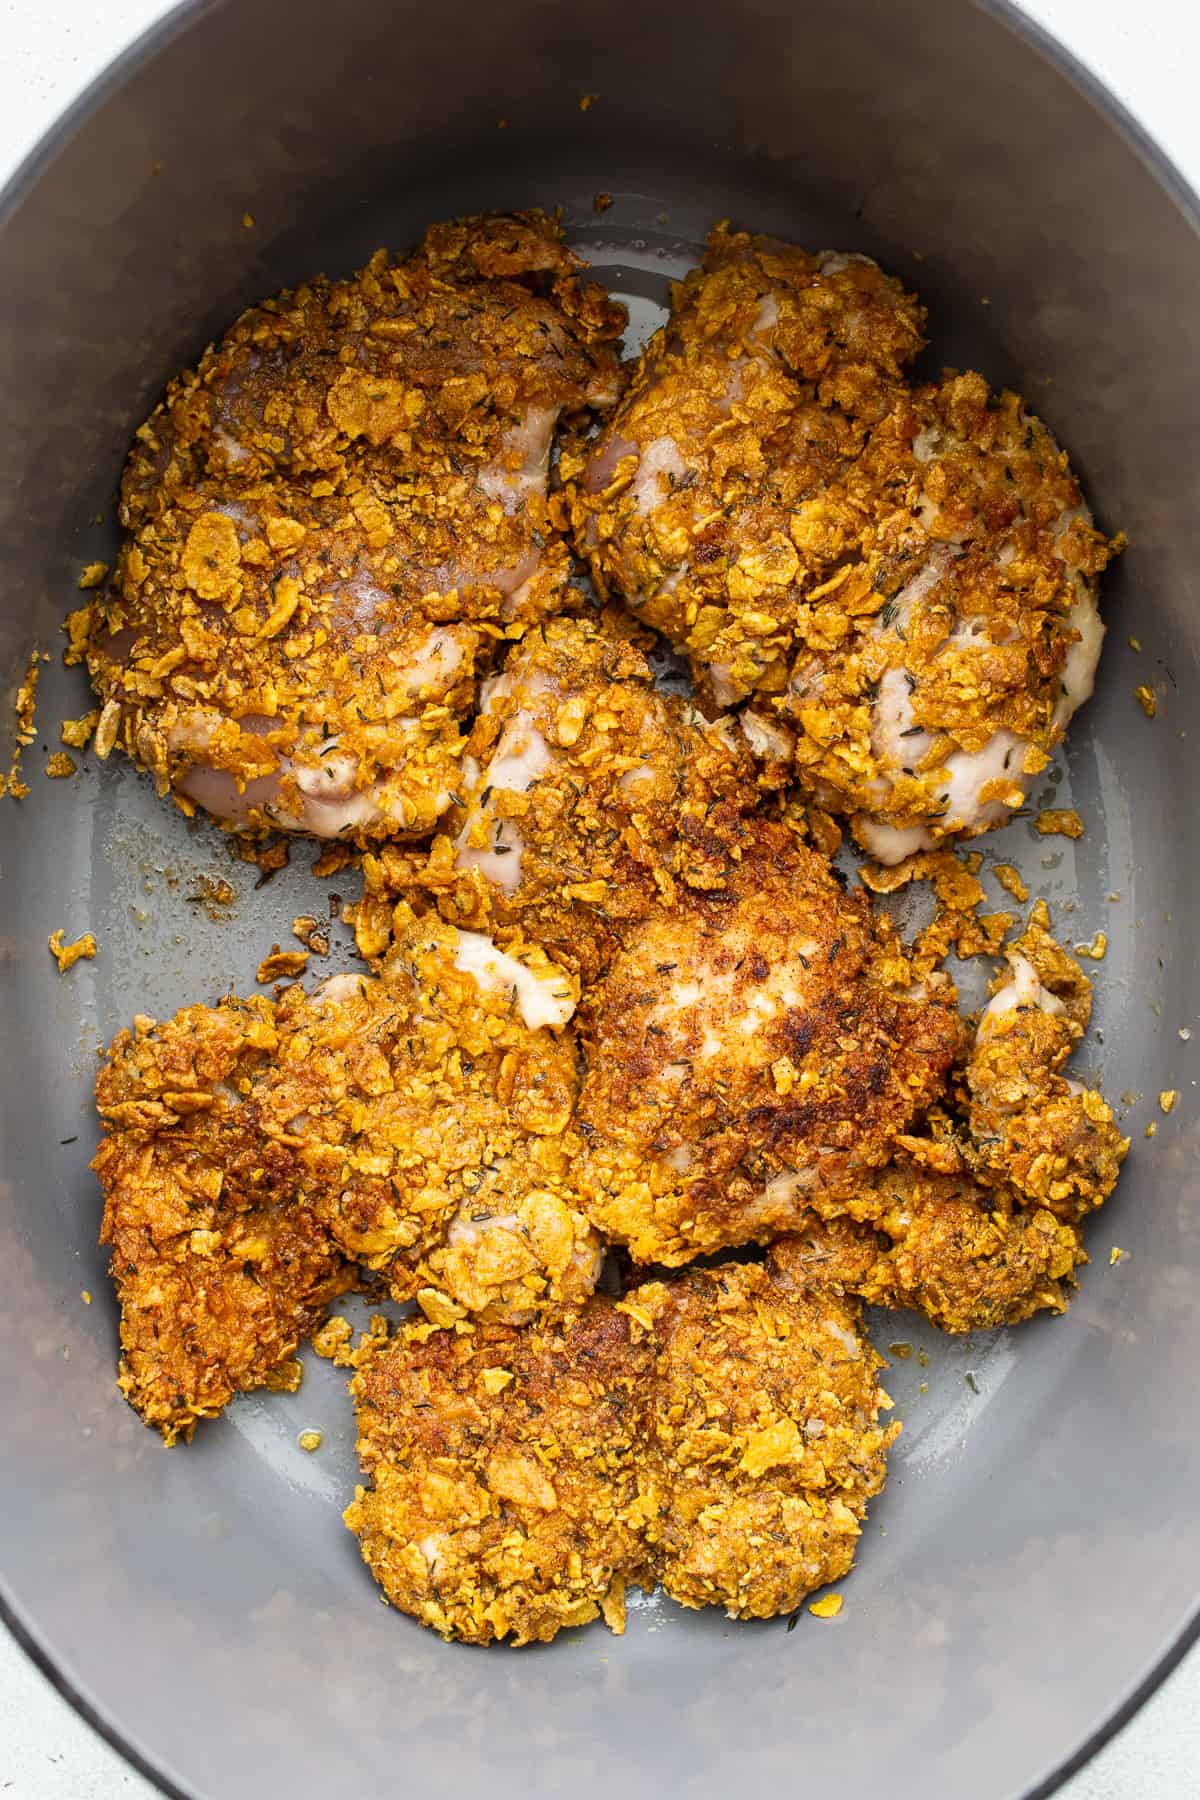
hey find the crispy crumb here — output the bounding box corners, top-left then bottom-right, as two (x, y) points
(81, 1289), (92, 1304)
(1075, 931), (1108, 960)
(77, 561), (109, 589)
(1145, 1121), (1158, 1138)
(1109, 1247), (1125, 1265)
(1, 650), (41, 799)
(578, 92), (599, 110)
(242, 212), (255, 229)
(1128, 636), (1142, 652)
(292, 914), (331, 956)
(1159, 1089), (1178, 1114)
(45, 752), (77, 779)
(298, 1429), (323, 1452)
(994, 862), (1029, 903)
(48, 928), (97, 973)
(263, 1357), (304, 1392)
(311, 842), (359, 879)
(887, 1342), (912, 1360)
(1035, 808), (1084, 840)
(594, 193), (613, 214)
(1134, 684), (1157, 717)
(255, 947), (309, 984)
(311, 1315), (356, 1365)
(808, 1594), (843, 1619)
(60, 711), (99, 749)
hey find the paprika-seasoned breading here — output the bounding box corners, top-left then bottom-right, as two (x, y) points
(87, 212), (625, 840)
(570, 225), (1119, 860)
(343, 1260), (896, 1643)
(572, 817), (965, 1264)
(95, 912), (597, 1439)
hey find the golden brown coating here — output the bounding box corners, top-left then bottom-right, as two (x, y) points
(345, 1303), (654, 1646)
(95, 996), (357, 1444)
(569, 225), (1118, 858)
(634, 1262), (897, 1619)
(352, 610), (767, 976)
(87, 212), (626, 841)
(95, 913), (599, 1440)
(772, 1168), (1084, 1333)
(344, 1261), (896, 1642)
(966, 912), (1127, 1220)
(573, 817), (965, 1264)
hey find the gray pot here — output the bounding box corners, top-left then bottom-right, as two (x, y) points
(1, 2), (1197, 1797)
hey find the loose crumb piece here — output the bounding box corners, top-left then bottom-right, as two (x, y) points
(917, 1350), (929, 1368)
(1145, 1121), (1158, 1138)
(1128, 636), (1142, 652)
(0, 651), (41, 799)
(1075, 930), (1108, 960)
(1134, 685), (1157, 718)
(1159, 1089), (1178, 1114)
(81, 1289), (92, 1304)
(298, 1429), (323, 1453)
(48, 928), (97, 973)
(291, 914), (331, 956)
(242, 212), (255, 229)
(61, 711), (99, 751)
(255, 947), (309, 984)
(77, 561), (109, 589)
(311, 1315), (356, 1365)
(594, 193), (613, 213)
(1035, 808), (1084, 840)
(994, 862), (1030, 903)
(887, 1342), (912, 1360)
(578, 92), (599, 110)
(62, 605), (92, 667)
(808, 1594), (843, 1619)
(263, 1358), (304, 1392)
(311, 842), (359, 879)
(45, 752), (77, 779)
(1180, 1027), (1193, 1041)
(1109, 1247), (1125, 1266)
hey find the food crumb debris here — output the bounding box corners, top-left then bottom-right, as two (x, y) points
(578, 92), (599, 110)
(188, 874), (237, 920)
(0, 651), (42, 799)
(256, 947), (310, 984)
(917, 1350), (929, 1368)
(594, 193), (613, 214)
(292, 914), (331, 956)
(311, 1315), (356, 1365)
(45, 752), (77, 779)
(61, 711), (99, 749)
(297, 1429), (323, 1453)
(242, 212), (255, 230)
(808, 1594), (843, 1619)
(263, 1357), (303, 1392)
(964, 1371), (980, 1395)
(887, 1342), (912, 1360)
(918, 1381), (929, 1394)
(1134, 684), (1157, 718)
(1159, 1089), (1178, 1114)
(48, 929), (97, 973)
(1075, 930), (1108, 960)
(77, 561), (109, 589)
(1109, 1247), (1125, 1266)
(1128, 636), (1142, 652)
(993, 862), (1029, 903)
(81, 1289), (92, 1304)
(1035, 808), (1084, 840)
(1145, 1121), (1158, 1138)
(1180, 1027), (1193, 1041)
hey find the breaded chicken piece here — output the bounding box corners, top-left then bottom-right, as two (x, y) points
(771, 912), (1126, 1330)
(967, 911), (1127, 1218)
(569, 225), (924, 699)
(344, 1261), (896, 1642)
(86, 212), (625, 840)
(573, 817), (964, 1263)
(353, 610), (765, 974)
(95, 914), (598, 1440)
(570, 226), (1118, 860)
(95, 996), (357, 1444)
(772, 1168), (1084, 1333)
(345, 1302), (655, 1645)
(633, 1262), (897, 1620)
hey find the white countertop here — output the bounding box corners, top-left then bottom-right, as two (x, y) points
(0, 2), (1197, 1794)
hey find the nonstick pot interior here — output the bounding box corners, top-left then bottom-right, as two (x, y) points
(1, 3), (1199, 1798)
